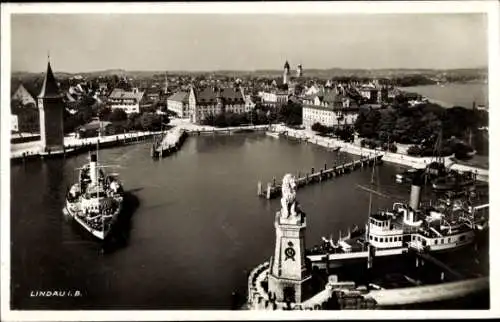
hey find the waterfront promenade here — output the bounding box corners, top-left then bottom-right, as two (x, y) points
(11, 131), (161, 160)
(169, 118), (270, 134)
(11, 120), (270, 161)
(272, 125), (489, 182)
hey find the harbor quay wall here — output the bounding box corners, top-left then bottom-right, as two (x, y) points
(246, 262), (378, 310)
(151, 128), (188, 158)
(151, 124), (271, 158)
(367, 276), (489, 306)
(11, 131), (160, 162)
(181, 124), (270, 135)
(246, 259), (489, 309)
(274, 125), (488, 182)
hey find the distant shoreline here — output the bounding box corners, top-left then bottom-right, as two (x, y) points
(397, 83), (488, 109)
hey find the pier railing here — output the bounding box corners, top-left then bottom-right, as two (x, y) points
(257, 154), (383, 199)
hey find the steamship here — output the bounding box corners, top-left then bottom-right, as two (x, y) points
(306, 178), (488, 268)
(63, 153), (124, 240)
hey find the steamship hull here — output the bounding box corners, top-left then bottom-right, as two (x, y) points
(63, 202), (122, 240)
(307, 234), (476, 269)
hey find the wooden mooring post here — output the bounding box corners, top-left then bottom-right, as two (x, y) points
(266, 183), (272, 199)
(257, 154), (382, 199)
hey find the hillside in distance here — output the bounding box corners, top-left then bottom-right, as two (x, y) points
(11, 67), (488, 82)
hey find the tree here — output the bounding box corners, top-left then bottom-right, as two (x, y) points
(376, 109), (397, 142)
(407, 145), (422, 156)
(214, 113), (227, 127)
(392, 116), (414, 144)
(415, 112), (442, 144)
(311, 122), (324, 132)
(277, 101), (302, 126)
(356, 109), (381, 138)
(109, 108), (128, 122)
(140, 112), (161, 131)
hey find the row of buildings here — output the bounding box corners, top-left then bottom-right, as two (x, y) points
(163, 61), (394, 129)
(11, 59), (399, 134)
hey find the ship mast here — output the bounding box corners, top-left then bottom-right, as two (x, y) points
(97, 111), (101, 234)
(366, 158), (377, 243)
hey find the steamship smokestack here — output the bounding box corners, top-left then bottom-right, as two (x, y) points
(90, 153), (97, 184)
(409, 174), (423, 211)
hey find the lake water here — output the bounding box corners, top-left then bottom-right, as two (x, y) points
(8, 134), (451, 309)
(401, 83), (488, 109)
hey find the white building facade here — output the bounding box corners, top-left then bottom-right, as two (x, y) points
(302, 91), (359, 129)
(188, 86), (247, 124)
(107, 88), (145, 114)
(258, 90), (289, 107)
(167, 91), (189, 118)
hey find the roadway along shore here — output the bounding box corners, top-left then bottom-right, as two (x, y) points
(11, 131), (161, 161)
(272, 124), (488, 182)
(11, 120), (270, 162)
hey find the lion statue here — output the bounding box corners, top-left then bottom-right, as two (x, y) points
(281, 173), (298, 219)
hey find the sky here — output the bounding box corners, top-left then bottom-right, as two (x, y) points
(10, 13), (488, 73)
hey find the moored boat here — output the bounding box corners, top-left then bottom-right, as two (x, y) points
(64, 153), (124, 240)
(307, 175), (488, 269)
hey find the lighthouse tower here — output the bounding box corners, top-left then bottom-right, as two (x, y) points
(38, 59), (64, 152)
(283, 60), (290, 85)
(268, 174), (311, 304)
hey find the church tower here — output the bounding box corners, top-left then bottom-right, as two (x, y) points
(38, 59), (64, 152)
(163, 73), (169, 95)
(297, 64), (303, 78)
(283, 60), (290, 85)
(268, 174), (311, 304)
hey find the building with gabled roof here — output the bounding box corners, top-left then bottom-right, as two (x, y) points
(302, 89), (359, 130)
(107, 87), (145, 114)
(258, 89), (290, 108)
(167, 91), (189, 118)
(188, 86), (248, 124)
(12, 83), (37, 107)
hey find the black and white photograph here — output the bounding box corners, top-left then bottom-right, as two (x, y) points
(1, 1), (499, 320)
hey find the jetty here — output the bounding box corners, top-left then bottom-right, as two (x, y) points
(150, 127), (187, 158)
(257, 153), (383, 199)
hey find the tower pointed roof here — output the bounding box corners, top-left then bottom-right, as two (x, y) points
(284, 60), (290, 70)
(38, 61), (61, 98)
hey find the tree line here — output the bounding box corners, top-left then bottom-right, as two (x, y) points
(353, 101), (488, 158)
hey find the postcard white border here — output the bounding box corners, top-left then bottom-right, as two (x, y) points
(2, 1), (499, 320)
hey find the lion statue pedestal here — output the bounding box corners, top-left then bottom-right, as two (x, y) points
(268, 174), (311, 304)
